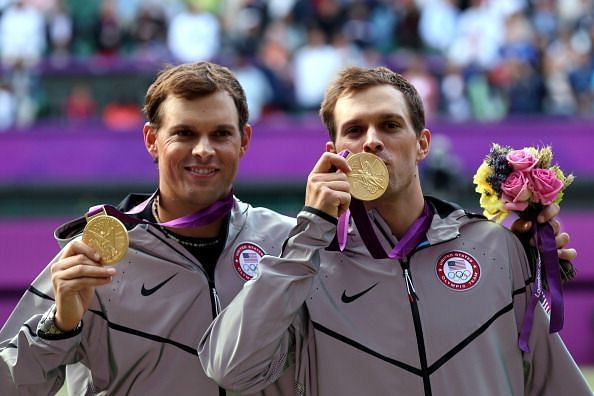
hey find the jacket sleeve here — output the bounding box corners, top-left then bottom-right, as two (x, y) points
(0, 254), (83, 394)
(523, 307), (592, 395)
(508, 230), (592, 395)
(198, 208), (336, 393)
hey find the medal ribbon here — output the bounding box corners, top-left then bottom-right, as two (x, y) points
(330, 199), (433, 261)
(86, 190), (234, 229)
(518, 215), (564, 352)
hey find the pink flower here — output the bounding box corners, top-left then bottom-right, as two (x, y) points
(529, 168), (564, 205)
(506, 149), (537, 171)
(501, 170), (531, 211)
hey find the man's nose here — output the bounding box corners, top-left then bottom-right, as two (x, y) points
(363, 128), (384, 153)
(192, 137), (215, 157)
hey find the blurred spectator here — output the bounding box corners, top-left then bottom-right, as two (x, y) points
(64, 82), (97, 124)
(46, 0), (73, 67)
(466, 71), (506, 121)
(332, 30), (367, 69)
(0, 0), (46, 68)
(167, 1), (220, 62)
(112, 0), (143, 29)
(7, 60), (38, 128)
(0, 0), (590, 127)
(310, 0), (345, 43)
(368, 0), (398, 54)
(419, 0), (460, 53)
(189, 0), (221, 14)
(500, 59), (546, 114)
(342, 1), (374, 49)
(257, 21), (297, 112)
(26, 0), (58, 13)
(530, 0), (558, 44)
(393, 0), (423, 50)
(94, 0), (126, 57)
(500, 10), (538, 64)
(102, 94), (143, 131)
(543, 25), (581, 114)
(557, 0), (591, 26)
(447, 0), (505, 70)
(440, 62), (472, 121)
(0, 81), (16, 131)
(130, 3), (168, 61)
(68, 0), (102, 57)
(293, 24), (342, 111)
(404, 54), (440, 120)
(229, 2), (269, 59)
(569, 52), (593, 115)
(267, 0), (297, 21)
(232, 52), (273, 122)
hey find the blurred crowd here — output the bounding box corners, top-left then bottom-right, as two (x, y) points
(0, 0), (593, 131)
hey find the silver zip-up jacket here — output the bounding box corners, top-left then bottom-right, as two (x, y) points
(0, 195), (296, 395)
(200, 197), (591, 395)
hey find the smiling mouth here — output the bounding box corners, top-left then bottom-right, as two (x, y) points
(187, 167), (217, 176)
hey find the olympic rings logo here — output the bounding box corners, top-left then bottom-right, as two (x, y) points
(436, 250), (481, 291)
(447, 270), (471, 280)
(242, 263), (258, 272)
(234, 243), (265, 281)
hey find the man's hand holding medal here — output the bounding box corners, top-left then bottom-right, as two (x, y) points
(51, 209), (128, 332)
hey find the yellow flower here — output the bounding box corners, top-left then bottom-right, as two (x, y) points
(480, 190), (509, 223)
(473, 161), (493, 194)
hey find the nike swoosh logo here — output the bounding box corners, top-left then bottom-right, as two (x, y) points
(141, 273), (177, 296)
(341, 282), (378, 303)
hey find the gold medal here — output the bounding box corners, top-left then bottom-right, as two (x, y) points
(82, 209), (129, 265)
(346, 152), (389, 201)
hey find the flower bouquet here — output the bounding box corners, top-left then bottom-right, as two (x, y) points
(473, 144), (574, 352)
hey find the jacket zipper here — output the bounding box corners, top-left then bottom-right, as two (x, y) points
(211, 284), (222, 317)
(400, 259), (432, 396)
(208, 279), (226, 396)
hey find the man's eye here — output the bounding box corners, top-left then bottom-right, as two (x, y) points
(214, 130), (232, 138)
(176, 129), (193, 137)
(345, 127), (362, 135)
(386, 122), (399, 130)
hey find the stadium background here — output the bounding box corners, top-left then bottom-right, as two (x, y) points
(1, 0), (592, 390)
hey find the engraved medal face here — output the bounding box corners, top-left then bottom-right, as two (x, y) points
(82, 215), (129, 265)
(346, 152), (389, 201)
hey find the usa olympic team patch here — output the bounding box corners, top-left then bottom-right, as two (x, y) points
(233, 243), (265, 281)
(436, 250), (481, 291)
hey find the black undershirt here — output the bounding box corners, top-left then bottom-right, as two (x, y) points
(141, 202), (229, 282)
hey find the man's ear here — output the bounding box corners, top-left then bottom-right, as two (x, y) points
(240, 124), (252, 158)
(143, 122), (158, 161)
(325, 141), (337, 153)
(417, 128), (431, 161)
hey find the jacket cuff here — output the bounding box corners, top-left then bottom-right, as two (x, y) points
(37, 305), (83, 340)
(302, 206), (338, 225)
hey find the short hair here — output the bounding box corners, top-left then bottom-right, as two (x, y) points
(143, 62), (249, 133)
(319, 66), (425, 140)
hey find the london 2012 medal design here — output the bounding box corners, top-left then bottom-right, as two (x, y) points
(82, 211), (129, 265)
(346, 152), (389, 201)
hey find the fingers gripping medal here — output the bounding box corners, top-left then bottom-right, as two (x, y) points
(82, 209), (129, 265)
(346, 152), (389, 201)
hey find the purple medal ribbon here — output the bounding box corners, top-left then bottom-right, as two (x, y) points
(518, 218), (564, 352)
(333, 200), (433, 260)
(86, 190), (235, 229)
